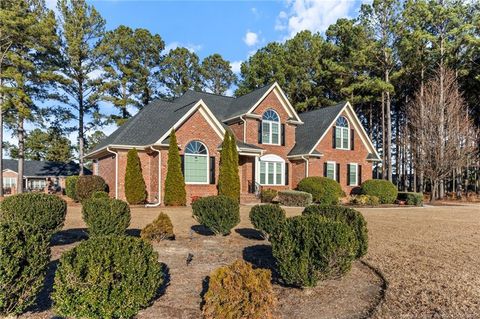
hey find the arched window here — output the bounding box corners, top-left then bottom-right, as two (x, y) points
(335, 116), (350, 149)
(184, 141), (209, 183)
(257, 154), (285, 185)
(261, 109), (280, 145)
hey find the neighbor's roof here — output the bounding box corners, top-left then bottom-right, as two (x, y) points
(288, 102), (348, 156)
(2, 159), (91, 177)
(88, 84), (275, 156)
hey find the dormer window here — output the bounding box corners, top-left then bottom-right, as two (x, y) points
(261, 109), (280, 145)
(334, 116), (349, 150)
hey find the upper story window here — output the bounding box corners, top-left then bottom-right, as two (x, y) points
(184, 140), (209, 184)
(261, 109), (280, 145)
(334, 116), (350, 150)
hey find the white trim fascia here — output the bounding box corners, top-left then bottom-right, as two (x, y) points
(85, 144), (149, 158)
(245, 82), (302, 123)
(238, 151), (263, 157)
(2, 169), (18, 174)
(287, 153), (323, 159)
(307, 102), (381, 160)
(154, 99), (225, 145)
(223, 113), (262, 123)
(286, 119), (303, 125)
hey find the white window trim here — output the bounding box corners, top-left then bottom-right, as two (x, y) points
(184, 141), (210, 185)
(335, 117), (350, 150)
(326, 161), (336, 181)
(256, 154), (285, 186)
(349, 163), (358, 186)
(261, 110), (281, 145)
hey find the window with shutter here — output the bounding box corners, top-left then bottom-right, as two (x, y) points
(335, 116), (350, 150)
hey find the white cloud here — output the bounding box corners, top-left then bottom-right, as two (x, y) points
(251, 7), (260, 19)
(230, 61), (242, 74)
(276, 0), (365, 38)
(164, 42), (203, 53)
(243, 31), (259, 47)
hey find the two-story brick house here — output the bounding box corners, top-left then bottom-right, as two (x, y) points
(86, 83), (380, 204)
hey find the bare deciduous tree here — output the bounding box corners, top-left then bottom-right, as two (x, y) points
(408, 68), (478, 202)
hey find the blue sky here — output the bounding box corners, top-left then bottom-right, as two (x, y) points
(12, 0), (368, 156)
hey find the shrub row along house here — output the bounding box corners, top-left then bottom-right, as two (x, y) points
(86, 83), (381, 204)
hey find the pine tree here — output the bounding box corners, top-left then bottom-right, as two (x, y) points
(164, 129), (186, 206)
(125, 148), (147, 204)
(218, 131), (240, 202)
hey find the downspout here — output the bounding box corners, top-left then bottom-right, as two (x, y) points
(146, 146), (162, 207)
(106, 147), (118, 199)
(240, 115), (247, 143)
(301, 155), (309, 177)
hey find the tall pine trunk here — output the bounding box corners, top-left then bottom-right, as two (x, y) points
(381, 92), (386, 180)
(78, 81), (85, 176)
(17, 118), (24, 193)
(0, 79), (3, 197)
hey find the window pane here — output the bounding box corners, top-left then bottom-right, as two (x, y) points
(262, 122), (270, 143)
(342, 128), (349, 149)
(272, 123), (279, 144)
(349, 165), (357, 185)
(260, 162), (266, 184)
(335, 127), (342, 148)
(327, 163), (335, 180)
(275, 162), (282, 185)
(268, 162), (274, 184)
(184, 155), (208, 183)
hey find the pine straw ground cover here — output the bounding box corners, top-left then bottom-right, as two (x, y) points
(17, 203), (480, 318)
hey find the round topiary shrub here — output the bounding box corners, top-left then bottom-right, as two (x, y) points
(270, 215), (357, 287)
(249, 204), (286, 239)
(0, 193), (67, 235)
(82, 198), (131, 237)
(360, 179), (398, 204)
(91, 190), (110, 199)
(297, 176), (343, 205)
(260, 188), (278, 203)
(302, 205), (368, 258)
(141, 212), (175, 242)
(0, 222), (50, 316)
(203, 259), (276, 319)
(52, 236), (163, 319)
(65, 175), (79, 201)
(76, 175), (107, 202)
(192, 195), (240, 235)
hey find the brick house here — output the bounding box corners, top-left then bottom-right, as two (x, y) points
(86, 83), (381, 204)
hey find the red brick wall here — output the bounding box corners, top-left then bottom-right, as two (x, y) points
(97, 154), (116, 197)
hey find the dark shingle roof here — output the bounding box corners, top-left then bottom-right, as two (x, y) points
(288, 102), (347, 156)
(3, 159), (90, 177)
(88, 85), (276, 155)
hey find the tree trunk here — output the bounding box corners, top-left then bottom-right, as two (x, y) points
(386, 78), (392, 182)
(17, 118), (24, 193)
(78, 82), (85, 176)
(430, 179), (437, 203)
(381, 92), (386, 180)
(0, 80), (3, 197)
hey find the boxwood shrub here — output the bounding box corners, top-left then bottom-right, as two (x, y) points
(277, 190), (312, 207)
(360, 179), (398, 204)
(76, 175), (107, 202)
(141, 212), (175, 242)
(270, 215), (357, 287)
(260, 188), (278, 203)
(297, 176), (343, 205)
(0, 222), (50, 316)
(82, 198), (131, 237)
(52, 236), (163, 319)
(65, 175), (79, 201)
(397, 192), (423, 206)
(249, 204), (286, 239)
(302, 205), (368, 258)
(91, 190), (110, 199)
(192, 195), (240, 235)
(203, 260), (276, 319)
(0, 193), (67, 235)
(349, 194), (380, 206)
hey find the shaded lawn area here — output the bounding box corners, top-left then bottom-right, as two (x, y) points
(20, 203), (480, 318)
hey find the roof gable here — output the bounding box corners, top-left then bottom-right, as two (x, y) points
(2, 159), (90, 177)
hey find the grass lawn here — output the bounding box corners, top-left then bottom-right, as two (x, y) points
(19, 203), (480, 318)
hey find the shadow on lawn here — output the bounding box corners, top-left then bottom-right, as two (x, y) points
(51, 228), (88, 246)
(126, 228), (142, 237)
(242, 244), (281, 284)
(28, 259), (59, 314)
(235, 228), (264, 240)
(191, 225), (215, 236)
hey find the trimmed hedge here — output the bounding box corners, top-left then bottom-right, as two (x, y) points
(218, 130), (240, 202)
(277, 190), (312, 207)
(260, 188), (278, 203)
(82, 198), (131, 237)
(249, 204), (286, 239)
(297, 176), (343, 205)
(397, 192), (423, 206)
(192, 195), (240, 235)
(0, 193), (67, 235)
(52, 236), (163, 319)
(302, 205), (368, 258)
(141, 212), (175, 241)
(164, 129), (186, 206)
(65, 175), (79, 200)
(271, 215), (357, 287)
(0, 222), (50, 316)
(350, 194), (380, 206)
(76, 175), (107, 202)
(125, 148), (147, 205)
(360, 179), (398, 204)
(203, 260), (276, 319)
(91, 191), (109, 199)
